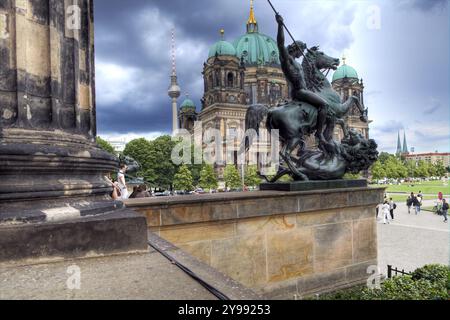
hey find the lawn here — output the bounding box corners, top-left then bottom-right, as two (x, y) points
(388, 195), (436, 203)
(372, 181), (450, 197)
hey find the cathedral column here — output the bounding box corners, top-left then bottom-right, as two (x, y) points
(0, 0), (147, 262)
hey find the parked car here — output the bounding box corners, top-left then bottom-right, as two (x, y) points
(154, 191), (171, 197)
(194, 188), (206, 194)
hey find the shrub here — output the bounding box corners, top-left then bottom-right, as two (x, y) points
(317, 264), (450, 301)
(411, 264), (450, 287)
(361, 276), (448, 300)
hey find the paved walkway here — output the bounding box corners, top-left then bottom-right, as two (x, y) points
(378, 200), (449, 275)
(0, 234), (260, 300)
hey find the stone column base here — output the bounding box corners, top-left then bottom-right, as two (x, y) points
(0, 208), (148, 264)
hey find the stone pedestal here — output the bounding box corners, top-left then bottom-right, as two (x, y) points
(260, 179), (368, 192)
(126, 187), (385, 299)
(0, 0), (147, 262)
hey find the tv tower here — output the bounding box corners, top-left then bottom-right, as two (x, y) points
(168, 28), (181, 134)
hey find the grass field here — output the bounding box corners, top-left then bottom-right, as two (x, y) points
(387, 195), (437, 203)
(385, 181), (449, 195)
(371, 180), (449, 203)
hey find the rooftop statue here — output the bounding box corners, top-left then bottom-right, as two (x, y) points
(242, 11), (377, 182)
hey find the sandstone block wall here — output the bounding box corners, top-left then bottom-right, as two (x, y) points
(127, 188), (384, 299)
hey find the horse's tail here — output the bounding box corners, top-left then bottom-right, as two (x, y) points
(239, 104), (269, 155)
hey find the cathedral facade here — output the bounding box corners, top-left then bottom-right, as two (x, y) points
(177, 2), (370, 177)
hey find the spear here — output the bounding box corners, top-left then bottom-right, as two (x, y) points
(267, 0), (311, 66)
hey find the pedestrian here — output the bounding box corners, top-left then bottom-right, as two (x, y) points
(118, 164), (129, 200)
(376, 203), (382, 219)
(382, 200), (391, 224)
(407, 193), (414, 214)
(416, 193), (423, 213)
(412, 195), (421, 215)
(442, 199), (449, 223)
(389, 198), (396, 220)
(131, 185), (152, 199)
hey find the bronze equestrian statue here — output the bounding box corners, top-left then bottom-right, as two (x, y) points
(241, 13), (376, 182)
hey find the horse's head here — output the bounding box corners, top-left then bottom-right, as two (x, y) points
(303, 47), (340, 91)
(307, 47), (340, 71)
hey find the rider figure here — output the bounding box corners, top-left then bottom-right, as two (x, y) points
(276, 14), (328, 146)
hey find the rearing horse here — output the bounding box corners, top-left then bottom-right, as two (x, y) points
(243, 47), (368, 181)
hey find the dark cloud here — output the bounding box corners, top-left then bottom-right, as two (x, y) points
(94, 0), (359, 135)
(424, 99), (444, 115)
(399, 0), (448, 11)
(93, 0), (448, 155)
(372, 120), (405, 134)
(97, 98), (172, 133)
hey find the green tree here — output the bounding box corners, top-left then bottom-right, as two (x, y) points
(371, 161), (386, 180)
(406, 160), (416, 178)
(434, 161), (447, 178)
(384, 155), (407, 179)
(148, 135), (178, 189)
(378, 152), (391, 164)
(224, 165), (242, 190)
(123, 136), (178, 189)
(187, 144), (204, 186)
(426, 162), (437, 177)
(96, 137), (116, 156)
(244, 165), (261, 188)
(173, 165), (194, 192)
(415, 160), (429, 178)
(199, 165), (219, 191)
(123, 138), (153, 181)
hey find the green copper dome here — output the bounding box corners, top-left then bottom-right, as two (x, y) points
(332, 64), (359, 82)
(208, 40), (237, 58)
(180, 98), (196, 110)
(233, 33), (280, 66)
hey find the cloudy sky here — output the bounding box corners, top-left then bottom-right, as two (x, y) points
(94, 0), (449, 154)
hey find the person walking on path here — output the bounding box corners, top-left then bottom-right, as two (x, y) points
(118, 164), (129, 200)
(416, 192), (423, 214)
(382, 200), (391, 225)
(412, 194), (421, 215)
(442, 199), (449, 223)
(376, 203), (383, 219)
(407, 193), (414, 214)
(389, 198), (396, 220)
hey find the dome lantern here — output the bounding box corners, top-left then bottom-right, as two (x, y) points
(247, 0), (258, 33)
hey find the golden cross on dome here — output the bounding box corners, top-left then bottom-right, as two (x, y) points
(248, 0), (257, 24)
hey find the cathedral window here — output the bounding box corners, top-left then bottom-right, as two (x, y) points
(208, 74), (213, 91)
(227, 72), (234, 87)
(215, 71), (220, 87)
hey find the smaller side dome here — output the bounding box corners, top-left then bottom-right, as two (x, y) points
(332, 64), (359, 82)
(180, 98), (196, 110)
(208, 40), (237, 58)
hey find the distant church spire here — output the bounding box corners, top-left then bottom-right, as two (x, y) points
(403, 132), (409, 154)
(247, 0), (258, 33)
(168, 28), (181, 134)
(396, 131), (402, 155)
